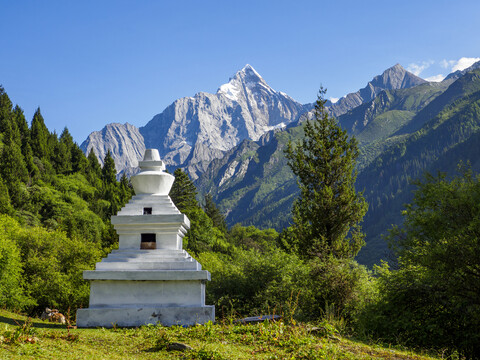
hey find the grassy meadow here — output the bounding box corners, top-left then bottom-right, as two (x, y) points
(0, 309), (440, 360)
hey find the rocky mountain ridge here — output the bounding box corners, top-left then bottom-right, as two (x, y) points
(82, 63), (425, 179)
(326, 64), (427, 117)
(81, 65), (310, 179)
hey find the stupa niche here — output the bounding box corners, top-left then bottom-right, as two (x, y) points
(76, 149), (214, 327)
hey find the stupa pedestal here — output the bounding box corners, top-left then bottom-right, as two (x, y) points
(76, 149), (214, 327)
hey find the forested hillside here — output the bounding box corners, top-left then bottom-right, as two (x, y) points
(0, 86), (134, 312)
(196, 65), (480, 266)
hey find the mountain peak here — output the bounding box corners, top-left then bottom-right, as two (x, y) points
(384, 63), (406, 74)
(328, 63), (427, 118)
(217, 64), (272, 101)
(239, 64), (262, 78)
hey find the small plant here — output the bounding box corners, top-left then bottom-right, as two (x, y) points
(1, 317), (38, 344)
(153, 329), (171, 350)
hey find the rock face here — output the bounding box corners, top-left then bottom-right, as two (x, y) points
(444, 60), (480, 81)
(81, 122), (145, 176)
(326, 64), (427, 117)
(81, 65), (310, 179)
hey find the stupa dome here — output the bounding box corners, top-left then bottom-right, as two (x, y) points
(131, 149), (174, 195)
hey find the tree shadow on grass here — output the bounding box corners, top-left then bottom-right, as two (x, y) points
(0, 314), (66, 329)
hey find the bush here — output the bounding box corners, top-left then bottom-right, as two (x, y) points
(0, 214), (102, 314)
(198, 248), (310, 319)
(0, 215), (33, 309)
(302, 256), (376, 324)
(358, 170), (480, 358)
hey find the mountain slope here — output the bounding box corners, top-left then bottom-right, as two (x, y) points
(196, 72), (444, 230)
(196, 67), (480, 266)
(326, 64), (427, 117)
(357, 70), (480, 264)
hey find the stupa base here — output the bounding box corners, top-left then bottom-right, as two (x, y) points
(76, 305), (215, 328)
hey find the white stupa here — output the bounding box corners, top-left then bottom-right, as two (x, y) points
(76, 149), (214, 327)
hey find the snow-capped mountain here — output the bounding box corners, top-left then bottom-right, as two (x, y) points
(81, 65), (310, 179)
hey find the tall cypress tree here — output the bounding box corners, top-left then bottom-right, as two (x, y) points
(284, 88), (367, 260)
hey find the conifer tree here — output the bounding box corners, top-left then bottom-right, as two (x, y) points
(170, 168), (198, 212)
(284, 88), (367, 259)
(70, 144), (87, 173)
(30, 108), (50, 159)
(13, 105), (30, 153)
(204, 193), (227, 232)
(86, 149), (102, 185)
(0, 120), (28, 207)
(101, 150), (117, 185)
(0, 87), (13, 135)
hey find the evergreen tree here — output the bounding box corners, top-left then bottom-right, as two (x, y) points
(0, 87), (13, 136)
(70, 144), (87, 173)
(51, 141), (70, 174)
(101, 150), (117, 185)
(23, 143), (39, 180)
(284, 88), (367, 259)
(118, 173), (133, 204)
(204, 193), (227, 232)
(13, 105), (30, 153)
(169, 168), (198, 212)
(0, 121), (28, 207)
(30, 108), (50, 159)
(86, 149), (102, 185)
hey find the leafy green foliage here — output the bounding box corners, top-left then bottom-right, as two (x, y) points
(360, 169), (480, 358)
(0, 216), (32, 309)
(0, 214), (102, 312)
(198, 248), (310, 318)
(284, 89), (367, 259)
(0, 86), (133, 313)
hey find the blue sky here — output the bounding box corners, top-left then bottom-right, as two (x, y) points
(1, 0), (479, 143)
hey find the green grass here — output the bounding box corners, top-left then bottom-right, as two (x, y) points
(0, 309), (440, 359)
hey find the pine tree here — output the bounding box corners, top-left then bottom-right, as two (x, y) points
(0, 87), (14, 136)
(0, 120), (28, 207)
(86, 149), (102, 185)
(30, 108), (50, 159)
(169, 168), (198, 212)
(204, 193), (227, 232)
(70, 144), (87, 173)
(13, 105), (30, 153)
(284, 88), (367, 259)
(101, 150), (117, 185)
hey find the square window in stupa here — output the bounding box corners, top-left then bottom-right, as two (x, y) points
(141, 233), (156, 249)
